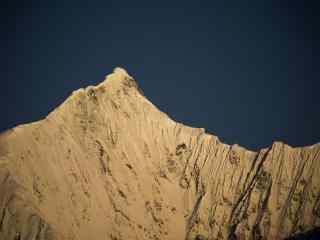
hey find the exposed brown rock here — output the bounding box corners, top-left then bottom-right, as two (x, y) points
(0, 68), (319, 239)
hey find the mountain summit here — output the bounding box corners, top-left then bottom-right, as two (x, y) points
(0, 68), (319, 240)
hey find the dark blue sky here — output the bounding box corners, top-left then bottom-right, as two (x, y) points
(2, 0), (319, 150)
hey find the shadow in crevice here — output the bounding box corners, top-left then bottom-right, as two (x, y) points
(285, 228), (320, 240)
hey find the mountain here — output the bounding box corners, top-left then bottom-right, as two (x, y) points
(0, 68), (319, 240)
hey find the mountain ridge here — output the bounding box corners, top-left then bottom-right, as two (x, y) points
(0, 67), (319, 240)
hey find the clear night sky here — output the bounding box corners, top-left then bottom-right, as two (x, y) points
(2, 0), (320, 150)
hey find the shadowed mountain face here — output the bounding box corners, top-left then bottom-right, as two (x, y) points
(0, 68), (319, 240)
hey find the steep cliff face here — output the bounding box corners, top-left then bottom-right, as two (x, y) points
(0, 68), (319, 240)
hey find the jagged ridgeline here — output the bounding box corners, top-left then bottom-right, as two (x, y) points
(0, 68), (319, 240)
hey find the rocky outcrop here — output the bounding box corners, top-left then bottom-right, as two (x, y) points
(0, 68), (319, 240)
